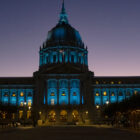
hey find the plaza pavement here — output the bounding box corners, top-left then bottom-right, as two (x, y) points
(0, 125), (140, 140)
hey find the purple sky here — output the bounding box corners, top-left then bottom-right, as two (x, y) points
(0, 0), (140, 77)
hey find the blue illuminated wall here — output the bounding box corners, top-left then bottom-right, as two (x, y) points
(0, 88), (34, 106)
(94, 86), (140, 105)
(39, 47), (88, 66)
(70, 79), (80, 105)
(46, 78), (80, 105)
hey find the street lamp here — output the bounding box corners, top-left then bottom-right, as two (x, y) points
(106, 101), (109, 105)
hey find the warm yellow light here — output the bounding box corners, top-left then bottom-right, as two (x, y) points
(111, 81), (114, 84)
(61, 92), (66, 96)
(96, 93), (99, 96)
(20, 102), (23, 106)
(134, 90), (138, 95)
(118, 81), (122, 84)
(96, 105), (100, 109)
(111, 93), (115, 96)
(106, 101), (109, 105)
(19, 110), (23, 119)
(103, 91), (107, 96)
(20, 92), (24, 96)
(12, 93), (16, 97)
(50, 92), (55, 96)
(96, 81), (99, 84)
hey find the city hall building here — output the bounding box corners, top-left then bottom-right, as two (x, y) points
(0, 1), (140, 124)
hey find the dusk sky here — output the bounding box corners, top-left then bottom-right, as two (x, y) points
(0, 0), (140, 77)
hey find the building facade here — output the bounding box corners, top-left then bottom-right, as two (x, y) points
(0, 1), (140, 124)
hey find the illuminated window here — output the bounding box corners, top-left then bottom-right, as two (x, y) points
(134, 90), (138, 95)
(20, 102), (23, 106)
(103, 91), (107, 96)
(111, 92), (115, 96)
(4, 92), (8, 97)
(27, 111), (31, 119)
(96, 81), (99, 84)
(111, 81), (114, 84)
(50, 92), (55, 96)
(61, 92), (66, 96)
(96, 92), (100, 96)
(73, 92), (77, 96)
(51, 99), (55, 105)
(118, 81), (122, 84)
(28, 100), (32, 106)
(19, 110), (23, 119)
(20, 92), (24, 97)
(12, 93), (16, 97)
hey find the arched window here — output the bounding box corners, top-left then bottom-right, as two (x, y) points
(96, 92), (100, 96)
(103, 91), (107, 96)
(20, 92), (24, 97)
(111, 92), (115, 96)
(50, 92), (55, 96)
(12, 93), (16, 97)
(4, 92), (9, 97)
(61, 92), (66, 96)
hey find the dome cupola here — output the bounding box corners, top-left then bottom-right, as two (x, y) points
(39, 0), (88, 72)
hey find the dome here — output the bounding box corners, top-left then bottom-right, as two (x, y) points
(46, 22), (83, 47)
(44, 1), (84, 48)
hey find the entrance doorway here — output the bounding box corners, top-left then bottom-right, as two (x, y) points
(60, 110), (67, 122)
(48, 110), (56, 122)
(72, 110), (79, 122)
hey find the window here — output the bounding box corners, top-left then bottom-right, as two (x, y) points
(28, 100), (32, 106)
(19, 110), (23, 119)
(73, 92), (77, 96)
(111, 92), (115, 96)
(51, 99), (55, 105)
(20, 92), (24, 97)
(103, 91), (107, 96)
(61, 92), (66, 96)
(12, 93), (16, 97)
(118, 81), (122, 84)
(96, 92), (100, 96)
(71, 55), (74, 63)
(50, 92), (55, 96)
(134, 90), (138, 95)
(4, 92), (8, 97)
(96, 81), (99, 84)
(111, 81), (114, 84)
(20, 102), (24, 106)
